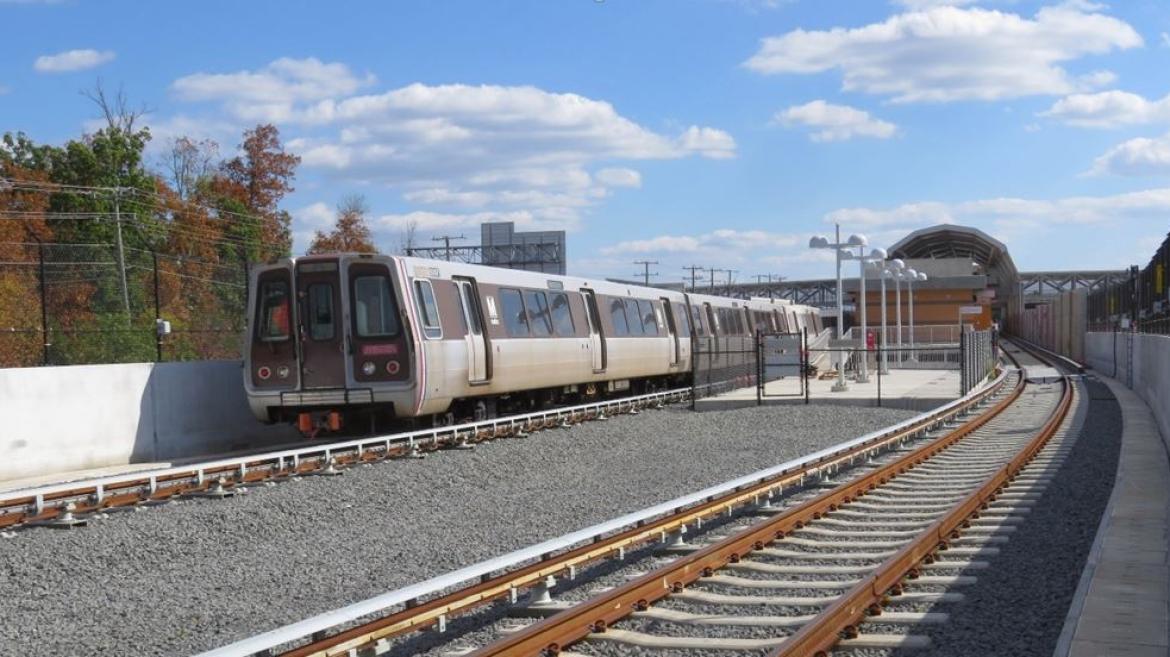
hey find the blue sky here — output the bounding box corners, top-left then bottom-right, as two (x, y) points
(3, 0), (1170, 283)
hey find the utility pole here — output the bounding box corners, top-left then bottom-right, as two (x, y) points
(683, 265), (704, 292)
(707, 267), (720, 293)
(112, 187), (130, 316)
(633, 260), (658, 286)
(725, 269), (738, 296)
(755, 274), (785, 299)
(432, 234), (466, 261)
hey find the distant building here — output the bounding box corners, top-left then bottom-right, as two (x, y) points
(480, 222), (566, 275)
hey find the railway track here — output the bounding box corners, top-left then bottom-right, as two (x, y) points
(194, 339), (1078, 657)
(192, 352), (1017, 657)
(462, 340), (1076, 657)
(0, 386), (701, 532)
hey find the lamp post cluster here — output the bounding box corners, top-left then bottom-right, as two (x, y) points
(809, 225), (928, 390)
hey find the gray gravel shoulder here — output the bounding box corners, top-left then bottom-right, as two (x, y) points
(0, 403), (915, 657)
(887, 377), (1124, 657)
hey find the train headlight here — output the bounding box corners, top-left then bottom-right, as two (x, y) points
(386, 360), (400, 375)
(276, 365), (290, 379)
(257, 366), (272, 380)
(362, 361), (376, 376)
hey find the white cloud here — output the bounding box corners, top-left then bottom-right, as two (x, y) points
(743, 4), (1141, 103)
(603, 229), (801, 255)
(294, 202), (336, 229)
(603, 235), (703, 254)
(594, 168), (642, 188)
(377, 210), (537, 232)
(826, 188), (1170, 229)
(0, 85), (8, 95)
(172, 57), (375, 121)
(776, 100), (897, 142)
(1161, 32), (1170, 47)
(677, 126), (737, 159)
(1042, 90), (1170, 128)
(893, 0), (977, 7)
(170, 63), (735, 233)
(1088, 132), (1170, 177)
(33, 49), (115, 73)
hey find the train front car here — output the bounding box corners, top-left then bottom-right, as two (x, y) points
(244, 254), (415, 435)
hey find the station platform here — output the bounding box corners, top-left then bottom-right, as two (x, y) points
(693, 369), (962, 412)
(1057, 374), (1170, 657)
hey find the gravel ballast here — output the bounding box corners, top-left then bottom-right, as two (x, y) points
(0, 403), (915, 657)
(886, 376), (1124, 657)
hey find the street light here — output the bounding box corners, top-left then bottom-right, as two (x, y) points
(888, 259), (905, 367)
(843, 247), (887, 383)
(871, 261), (897, 374)
(809, 224), (867, 392)
(908, 270), (928, 359)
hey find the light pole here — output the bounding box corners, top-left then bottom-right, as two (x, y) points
(873, 262), (894, 374)
(809, 225), (867, 392)
(908, 271), (927, 359)
(889, 259), (905, 367)
(843, 247), (887, 383)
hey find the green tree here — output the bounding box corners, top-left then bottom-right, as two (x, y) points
(307, 195), (378, 254)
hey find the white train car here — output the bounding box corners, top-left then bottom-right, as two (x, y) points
(243, 253), (819, 433)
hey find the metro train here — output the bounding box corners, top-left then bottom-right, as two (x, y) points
(243, 253), (821, 434)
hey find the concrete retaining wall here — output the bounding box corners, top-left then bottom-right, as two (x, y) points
(1, 361), (299, 482)
(1086, 332), (1170, 445)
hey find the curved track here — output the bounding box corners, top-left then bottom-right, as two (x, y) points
(451, 341), (1075, 657)
(192, 340), (1076, 657)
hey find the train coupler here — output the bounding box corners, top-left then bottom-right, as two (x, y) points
(297, 411), (343, 437)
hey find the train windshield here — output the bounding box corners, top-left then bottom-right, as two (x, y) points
(257, 279), (291, 342)
(354, 275), (400, 337)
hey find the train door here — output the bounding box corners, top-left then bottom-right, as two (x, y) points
(581, 289), (606, 372)
(455, 277), (490, 383)
(296, 259), (346, 389)
(660, 297), (680, 366)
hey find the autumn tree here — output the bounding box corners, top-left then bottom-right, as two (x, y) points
(217, 124), (300, 257)
(308, 195), (378, 254)
(396, 217), (419, 255)
(162, 136), (218, 200)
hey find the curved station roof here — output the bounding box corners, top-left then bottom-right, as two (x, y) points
(889, 224), (1019, 298)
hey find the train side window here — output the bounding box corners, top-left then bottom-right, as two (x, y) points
(609, 298), (630, 336)
(413, 279), (442, 339)
(500, 288), (530, 337)
(353, 275), (400, 338)
(525, 290), (553, 337)
(624, 299), (644, 336)
(705, 304), (719, 335)
(690, 306), (705, 337)
(673, 302), (691, 338)
(637, 299), (658, 335)
(549, 292), (575, 336)
(257, 279), (291, 342)
(307, 283), (336, 341)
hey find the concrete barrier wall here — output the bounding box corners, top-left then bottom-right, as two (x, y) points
(1, 361), (299, 482)
(1086, 332), (1170, 444)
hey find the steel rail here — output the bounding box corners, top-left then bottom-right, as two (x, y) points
(1009, 335), (1086, 374)
(460, 365), (1028, 657)
(195, 369), (1009, 657)
(0, 386), (705, 529)
(768, 341), (1074, 656)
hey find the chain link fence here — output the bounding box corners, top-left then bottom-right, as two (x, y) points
(0, 239), (248, 367)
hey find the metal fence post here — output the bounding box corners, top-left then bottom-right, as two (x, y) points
(153, 249), (162, 362)
(758, 329), (767, 402)
(959, 330), (967, 395)
(36, 237), (49, 365)
(876, 344), (882, 407)
(803, 327), (810, 405)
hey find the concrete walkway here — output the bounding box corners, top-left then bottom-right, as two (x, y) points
(694, 368), (961, 412)
(1057, 374), (1170, 657)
